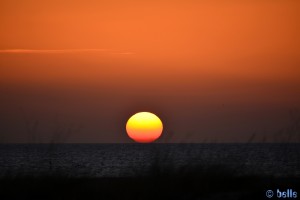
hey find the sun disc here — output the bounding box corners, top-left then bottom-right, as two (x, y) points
(126, 112), (163, 143)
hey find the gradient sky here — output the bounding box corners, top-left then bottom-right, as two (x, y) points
(0, 0), (300, 143)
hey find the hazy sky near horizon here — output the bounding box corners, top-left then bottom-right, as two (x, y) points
(0, 0), (300, 143)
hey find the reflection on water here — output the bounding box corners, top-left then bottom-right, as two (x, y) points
(0, 144), (299, 177)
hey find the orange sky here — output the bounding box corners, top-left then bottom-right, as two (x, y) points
(0, 0), (300, 143)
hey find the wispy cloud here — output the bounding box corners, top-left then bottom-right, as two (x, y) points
(0, 49), (135, 55)
(106, 50), (136, 55)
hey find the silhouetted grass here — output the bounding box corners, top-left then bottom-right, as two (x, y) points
(1, 110), (299, 199)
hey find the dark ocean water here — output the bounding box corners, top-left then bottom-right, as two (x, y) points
(0, 144), (299, 177)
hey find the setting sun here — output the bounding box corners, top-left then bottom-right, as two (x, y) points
(126, 112), (163, 143)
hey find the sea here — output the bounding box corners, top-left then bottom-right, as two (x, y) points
(0, 144), (299, 178)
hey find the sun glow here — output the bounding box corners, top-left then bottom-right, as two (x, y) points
(126, 112), (163, 143)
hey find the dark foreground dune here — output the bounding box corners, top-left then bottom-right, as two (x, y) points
(0, 171), (299, 200)
(1, 160), (300, 200)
